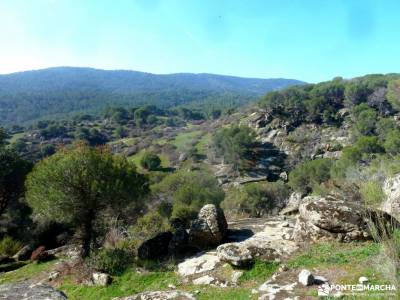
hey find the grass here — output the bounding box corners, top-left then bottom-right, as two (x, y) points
(195, 133), (211, 156)
(129, 149), (170, 169)
(8, 132), (25, 144)
(0, 260), (56, 284)
(59, 269), (179, 300)
(172, 130), (202, 151)
(240, 261), (279, 284)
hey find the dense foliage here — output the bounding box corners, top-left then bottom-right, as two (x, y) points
(26, 143), (148, 257)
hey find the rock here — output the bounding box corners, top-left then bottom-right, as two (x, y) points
(0, 282), (67, 299)
(231, 271), (243, 285)
(167, 284), (176, 289)
(177, 253), (220, 277)
(293, 196), (372, 242)
(278, 264), (288, 272)
(189, 204), (228, 249)
(258, 282), (297, 299)
(0, 255), (14, 264)
(168, 227), (190, 258)
(298, 269), (314, 286)
(280, 192), (303, 215)
(12, 245), (33, 261)
(382, 174), (400, 221)
(279, 171), (288, 182)
(91, 272), (112, 286)
(113, 290), (196, 300)
(48, 271), (60, 281)
(47, 244), (82, 260)
(31, 246), (50, 262)
(359, 276), (369, 284)
(216, 243), (253, 267)
(138, 232), (173, 260)
(192, 275), (215, 285)
(313, 275), (328, 285)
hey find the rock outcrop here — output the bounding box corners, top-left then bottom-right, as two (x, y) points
(292, 195), (400, 242)
(0, 282), (67, 300)
(188, 204), (228, 249)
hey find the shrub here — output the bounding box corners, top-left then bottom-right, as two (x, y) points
(355, 136), (384, 154)
(140, 152), (161, 171)
(90, 248), (133, 275)
(223, 181), (290, 217)
(360, 180), (385, 207)
(384, 130), (400, 155)
(0, 236), (23, 256)
(289, 158), (333, 194)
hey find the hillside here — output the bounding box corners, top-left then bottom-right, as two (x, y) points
(0, 67), (303, 126)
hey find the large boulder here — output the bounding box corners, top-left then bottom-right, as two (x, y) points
(188, 204), (228, 249)
(177, 253), (221, 277)
(12, 244), (33, 261)
(382, 174), (400, 221)
(292, 195), (399, 242)
(280, 192), (303, 215)
(138, 232), (173, 260)
(216, 243), (253, 267)
(0, 282), (67, 300)
(113, 290), (195, 300)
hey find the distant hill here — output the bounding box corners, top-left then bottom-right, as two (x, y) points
(0, 67), (303, 126)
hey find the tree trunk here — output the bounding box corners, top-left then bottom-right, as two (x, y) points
(81, 210), (94, 258)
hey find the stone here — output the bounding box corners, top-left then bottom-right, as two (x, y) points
(216, 243), (253, 267)
(293, 196), (372, 242)
(280, 192), (303, 215)
(0, 282), (67, 299)
(188, 204), (228, 249)
(167, 284), (176, 289)
(192, 275), (215, 285)
(231, 271), (243, 284)
(31, 246), (49, 262)
(47, 244), (82, 260)
(91, 272), (112, 286)
(168, 227), (190, 258)
(12, 245), (33, 261)
(0, 255), (14, 264)
(48, 271), (60, 281)
(359, 276), (369, 284)
(113, 290), (196, 300)
(298, 269), (314, 286)
(382, 174), (400, 221)
(313, 275), (328, 285)
(138, 232), (173, 260)
(177, 253), (220, 277)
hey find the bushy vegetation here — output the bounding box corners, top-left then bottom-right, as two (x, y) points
(26, 142), (148, 257)
(152, 169), (225, 225)
(0, 236), (22, 256)
(140, 152), (161, 171)
(89, 248), (133, 275)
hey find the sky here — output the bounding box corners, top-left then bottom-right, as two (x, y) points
(0, 0), (399, 82)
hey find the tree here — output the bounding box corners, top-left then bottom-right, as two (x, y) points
(352, 104), (377, 136)
(0, 128), (8, 148)
(212, 125), (256, 170)
(140, 152), (161, 171)
(0, 149), (32, 216)
(26, 143), (148, 257)
(387, 79), (400, 111)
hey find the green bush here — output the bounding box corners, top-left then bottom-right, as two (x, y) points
(0, 236), (23, 256)
(384, 130), (400, 155)
(140, 152), (161, 171)
(289, 158), (333, 194)
(90, 248), (133, 275)
(360, 180), (385, 207)
(223, 181), (290, 217)
(355, 136), (384, 154)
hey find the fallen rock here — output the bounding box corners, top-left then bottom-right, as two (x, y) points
(138, 232), (173, 260)
(188, 204), (228, 249)
(359, 276), (369, 284)
(91, 272), (112, 286)
(0, 255), (14, 264)
(12, 245), (33, 261)
(177, 253), (220, 277)
(0, 282), (67, 299)
(216, 243), (253, 267)
(192, 275), (215, 285)
(47, 244), (82, 260)
(113, 290), (196, 300)
(298, 269), (314, 286)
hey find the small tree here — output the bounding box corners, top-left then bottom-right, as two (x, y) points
(26, 143), (148, 257)
(0, 149), (32, 216)
(140, 152), (161, 171)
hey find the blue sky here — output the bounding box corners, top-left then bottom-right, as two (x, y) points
(0, 0), (399, 82)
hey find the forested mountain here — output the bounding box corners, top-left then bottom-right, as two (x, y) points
(0, 67), (303, 126)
